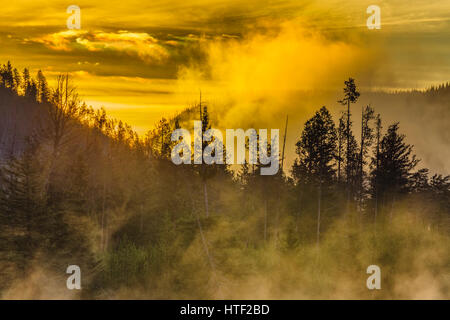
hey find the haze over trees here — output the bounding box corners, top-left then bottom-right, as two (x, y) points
(0, 62), (448, 299)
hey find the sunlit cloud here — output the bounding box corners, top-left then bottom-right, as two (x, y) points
(31, 30), (171, 63)
(176, 19), (380, 128)
(30, 30), (87, 51)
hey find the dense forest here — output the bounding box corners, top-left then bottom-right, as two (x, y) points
(0, 61), (448, 299)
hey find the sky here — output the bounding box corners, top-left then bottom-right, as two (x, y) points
(0, 0), (449, 134)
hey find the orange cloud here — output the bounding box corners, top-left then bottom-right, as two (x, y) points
(31, 30), (87, 51)
(176, 19), (380, 128)
(32, 30), (170, 63)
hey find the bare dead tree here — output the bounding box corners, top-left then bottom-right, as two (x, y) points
(42, 74), (84, 195)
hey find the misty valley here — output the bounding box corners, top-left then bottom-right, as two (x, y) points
(0, 61), (448, 299)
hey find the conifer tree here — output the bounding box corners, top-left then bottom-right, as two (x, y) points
(358, 105), (375, 212)
(371, 122), (419, 218)
(338, 78), (360, 208)
(21, 68), (31, 95)
(292, 106), (337, 245)
(36, 70), (49, 103)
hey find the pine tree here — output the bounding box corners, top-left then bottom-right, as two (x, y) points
(42, 74), (82, 198)
(147, 118), (172, 159)
(341, 110), (360, 207)
(358, 105), (375, 212)
(0, 138), (46, 263)
(371, 122), (419, 219)
(12, 68), (21, 94)
(338, 78), (360, 208)
(292, 106), (337, 245)
(0, 61), (14, 90)
(372, 114), (382, 222)
(25, 79), (38, 101)
(36, 70), (49, 103)
(337, 113), (345, 183)
(199, 105), (212, 217)
(21, 68), (31, 95)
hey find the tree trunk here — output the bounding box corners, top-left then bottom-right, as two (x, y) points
(390, 194), (396, 221)
(203, 181), (209, 217)
(374, 117), (380, 223)
(264, 198), (268, 242)
(295, 190), (303, 232)
(191, 191), (223, 298)
(337, 145), (341, 183)
(359, 107), (364, 216)
(101, 180), (106, 251)
(346, 100), (350, 184)
(281, 115), (288, 174)
(374, 192), (378, 224)
(9, 106), (17, 158)
(140, 204), (144, 233)
(316, 182), (322, 247)
(346, 100), (351, 213)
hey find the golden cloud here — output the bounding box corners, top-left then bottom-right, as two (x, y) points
(176, 19), (381, 128)
(32, 30), (170, 63)
(30, 30), (87, 51)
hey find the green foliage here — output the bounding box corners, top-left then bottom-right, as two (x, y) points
(0, 64), (448, 299)
(102, 237), (151, 288)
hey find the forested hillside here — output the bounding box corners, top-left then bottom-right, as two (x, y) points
(0, 62), (448, 299)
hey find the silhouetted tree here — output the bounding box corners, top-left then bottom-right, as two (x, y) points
(372, 114), (382, 221)
(36, 70), (49, 103)
(0, 61), (14, 90)
(337, 113), (345, 183)
(292, 106), (337, 245)
(358, 105), (375, 212)
(21, 68), (31, 96)
(338, 78), (360, 208)
(370, 122), (419, 219)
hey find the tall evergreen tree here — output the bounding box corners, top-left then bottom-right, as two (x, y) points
(370, 122), (419, 218)
(358, 105), (375, 211)
(36, 70), (49, 103)
(292, 106), (337, 245)
(25, 79), (38, 101)
(337, 113), (345, 183)
(0, 138), (46, 264)
(0, 61), (14, 90)
(338, 78), (360, 208)
(12, 68), (21, 94)
(21, 68), (31, 95)
(372, 114), (382, 221)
